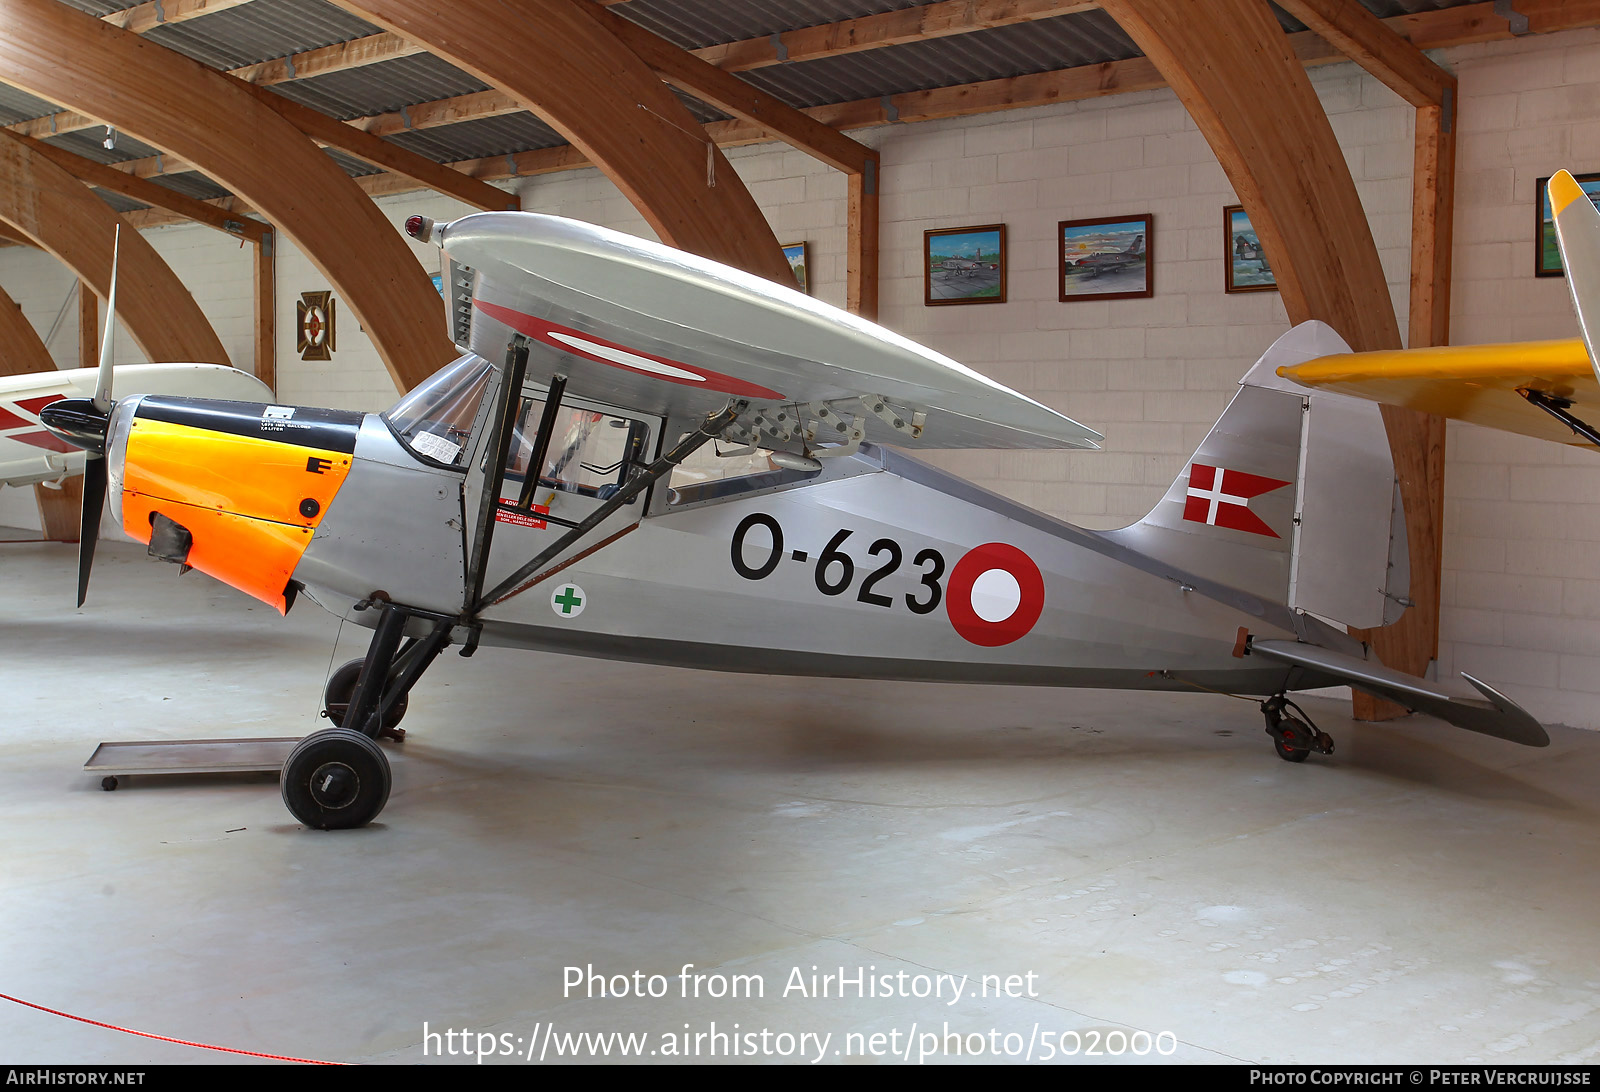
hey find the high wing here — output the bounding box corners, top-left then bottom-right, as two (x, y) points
(434, 212), (1101, 452)
(1277, 170), (1600, 449)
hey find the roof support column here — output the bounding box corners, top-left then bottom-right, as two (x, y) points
(255, 231), (276, 393)
(849, 156), (880, 320)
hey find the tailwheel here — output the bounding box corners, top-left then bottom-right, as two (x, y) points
(323, 658), (408, 739)
(1261, 695), (1334, 763)
(281, 728), (391, 830)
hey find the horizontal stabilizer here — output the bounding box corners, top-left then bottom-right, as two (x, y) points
(1251, 639), (1549, 748)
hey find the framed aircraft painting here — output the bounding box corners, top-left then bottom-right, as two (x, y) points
(925, 224), (1007, 306)
(1224, 205), (1276, 293)
(1059, 214), (1153, 302)
(1536, 172), (1600, 276)
(782, 241), (811, 294)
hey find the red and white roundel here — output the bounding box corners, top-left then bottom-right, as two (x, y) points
(473, 301), (785, 400)
(946, 542), (1045, 647)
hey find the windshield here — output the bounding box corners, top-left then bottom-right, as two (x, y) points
(382, 353), (493, 468)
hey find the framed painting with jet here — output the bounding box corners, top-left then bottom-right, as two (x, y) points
(925, 224), (1006, 306)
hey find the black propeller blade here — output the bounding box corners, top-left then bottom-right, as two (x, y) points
(41, 225), (121, 609)
(37, 397), (113, 609)
(77, 454), (107, 609)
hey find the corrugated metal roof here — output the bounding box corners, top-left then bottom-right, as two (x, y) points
(0, 85), (65, 126)
(44, 130), (163, 165)
(271, 53), (488, 121)
(56, 1), (131, 17)
(144, 0), (380, 70)
(150, 171), (233, 201)
(9, 0), (1499, 219)
(324, 146), (385, 178)
(616, 0), (928, 50)
(1274, 0), (1472, 33)
(740, 8), (1141, 109)
(93, 188), (148, 214)
(388, 114), (568, 164)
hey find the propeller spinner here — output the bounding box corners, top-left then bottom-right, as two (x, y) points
(38, 226), (121, 607)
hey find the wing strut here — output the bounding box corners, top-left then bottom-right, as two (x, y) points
(475, 400), (746, 610)
(464, 337), (531, 613)
(1519, 387), (1600, 447)
(514, 373), (567, 512)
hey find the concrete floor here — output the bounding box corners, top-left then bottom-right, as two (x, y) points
(3, 537), (1600, 1066)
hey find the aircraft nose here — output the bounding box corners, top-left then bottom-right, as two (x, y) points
(38, 397), (111, 455)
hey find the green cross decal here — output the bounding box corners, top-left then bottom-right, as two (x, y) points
(554, 586), (583, 615)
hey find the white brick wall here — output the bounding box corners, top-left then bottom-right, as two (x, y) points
(3, 29), (1599, 726)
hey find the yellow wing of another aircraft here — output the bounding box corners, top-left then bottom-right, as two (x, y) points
(1279, 170), (1600, 450)
(1276, 337), (1598, 449)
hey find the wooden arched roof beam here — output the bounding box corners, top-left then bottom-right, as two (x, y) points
(6, 14), (512, 213)
(1101, 0), (1398, 349)
(1099, 0), (1441, 710)
(331, 0), (791, 283)
(14, 133), (269, 244)
(586, 3), (880, 315)
(1275, 0), (1453, 107)
(15, 0), (1587, 186)
(0, 129), (226, 367)
(116, 0), (1565, 210)
(1272, 0), (1457, 720)
(0, 0), (457, 393)
(0, 279), (57, 378)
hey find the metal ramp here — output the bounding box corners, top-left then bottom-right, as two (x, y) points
(84, 737), (300, 791)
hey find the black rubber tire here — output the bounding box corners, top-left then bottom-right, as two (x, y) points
(324, 658), (408, 729)
(281, 728), (391, 830)
(1272, 718), (1312, 763)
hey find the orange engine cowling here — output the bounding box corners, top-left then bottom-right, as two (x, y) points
(116, 398), (364, 613)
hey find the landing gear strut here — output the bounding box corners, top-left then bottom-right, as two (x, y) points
(323, 659), (410, 737)
(1260, 694), (1334, 763)
(282, 604), (454, 829)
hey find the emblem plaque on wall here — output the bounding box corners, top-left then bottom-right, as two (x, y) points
(296, 291), (337, 360)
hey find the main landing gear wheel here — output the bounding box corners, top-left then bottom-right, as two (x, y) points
(1260, 695), (1335, 763)
(1272, 719), (1313, 763)
(281, 728), (391, 830)
(323, 658), (408, 738)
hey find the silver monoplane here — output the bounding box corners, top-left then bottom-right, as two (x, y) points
(40, 212), (1548, 830)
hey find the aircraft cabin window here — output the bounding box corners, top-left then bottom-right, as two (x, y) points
(382, 353), (494, 468)
(502, 396), (645, 500)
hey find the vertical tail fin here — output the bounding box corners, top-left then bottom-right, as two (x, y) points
(1101, 321), (1406, 629)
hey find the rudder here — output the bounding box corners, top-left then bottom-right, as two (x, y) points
(1101, 321), (1407, 630)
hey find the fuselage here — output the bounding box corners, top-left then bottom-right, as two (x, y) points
(99, 381), (1307, 698)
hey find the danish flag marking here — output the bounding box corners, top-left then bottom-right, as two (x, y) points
(1182, 463), (1290, 539)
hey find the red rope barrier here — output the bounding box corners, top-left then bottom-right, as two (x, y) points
(1, 992), (347, 1065)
